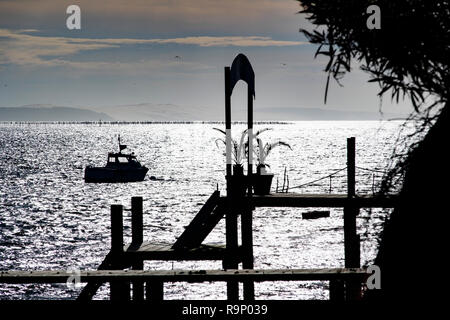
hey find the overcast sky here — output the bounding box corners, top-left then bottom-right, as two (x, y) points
(0, 0), (411, 117)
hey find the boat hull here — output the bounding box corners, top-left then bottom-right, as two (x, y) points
(84, 167), (148, 183)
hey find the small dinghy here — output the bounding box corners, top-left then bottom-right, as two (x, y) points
(302, 210), (330, 219)
(84, 136), (148, 183)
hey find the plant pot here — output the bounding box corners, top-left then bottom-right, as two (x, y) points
(228, 174), (249, 198)
(226, 164), (248, 197)
(252, 173), (274, 195)
(233, 164), (244, 176)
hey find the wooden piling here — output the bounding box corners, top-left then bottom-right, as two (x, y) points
(131, 197), (144, 301)
(247, 84), (253, 177)
(225, 66), (232, 180)
(110, 204), (130, 300)
(146, 281), (164, 302)
(224, 209), (239, 300)
(329, 280), (345, 302)
(344, 137), (361, 300)
(224, 65), (239, 300)
(131, 197), (143, 245)
(347, 137), (356, 198)
(242, 83), (255, 300)
(111, 204), (124, 255)
(241, 205), (254, 300)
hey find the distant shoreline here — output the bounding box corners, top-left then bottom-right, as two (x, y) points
(0, 119), (406, 125)
(0, 105), (408, 122)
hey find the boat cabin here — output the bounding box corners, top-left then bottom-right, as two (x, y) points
(106, 152), (140, 167)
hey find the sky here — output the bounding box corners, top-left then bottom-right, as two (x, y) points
(0, 0), (412, 118)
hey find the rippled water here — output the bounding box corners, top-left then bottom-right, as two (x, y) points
(0, 121), (403, 300)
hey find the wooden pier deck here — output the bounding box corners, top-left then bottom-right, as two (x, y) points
(248, 193), (398, 208)
(0, 268), (368, 284)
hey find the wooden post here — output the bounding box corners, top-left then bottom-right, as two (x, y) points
(242, 85), (254, 300)
(344, 137), (361, 300)
(146, 281), (163, 302)
(111, 204), (124, 255)
(247, 84), (253, 178)
(225, 210), (239, 300)
(344, 137), (359, 267)
(329, 280), (345, 302)
(131, 197), (143, 245)
(241, 206), (254, 300)
(225, 66), (232, 181)
(131, 197), (144, 301)
(224, 66), (239, 301)
(347, 137), (356, 198)
(110, 204), (130, 301)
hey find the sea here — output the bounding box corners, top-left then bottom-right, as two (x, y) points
(0, 121), (408, 300)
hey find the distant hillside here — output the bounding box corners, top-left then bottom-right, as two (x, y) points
(94, 103), (405, 121)
(255, 107), (405, 121)
(0, 103), (406, 121)
(92, 103), (212, 122)
(0, 105), (114, 121)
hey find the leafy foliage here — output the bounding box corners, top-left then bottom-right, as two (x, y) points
(298, 0), (450, 192)
(298, 0), (450, 110)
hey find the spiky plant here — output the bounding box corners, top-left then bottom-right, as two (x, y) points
(213, 127), (248, 166)
(248, 127), (292, 173)
(255, 139), (292, 172)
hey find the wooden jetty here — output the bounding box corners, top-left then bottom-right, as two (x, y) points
(0, 54), (397, 302)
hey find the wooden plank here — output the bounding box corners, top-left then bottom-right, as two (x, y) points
(226, 194), (398, 208)
(0, 268), (368, 284)
(76, 252), (132, 301)
(172, 191), (222, 250)
(77, 253), (113, 301)
(191, 204), (226, 249)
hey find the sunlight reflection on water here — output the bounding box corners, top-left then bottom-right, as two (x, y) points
(0, 121), (404, 299)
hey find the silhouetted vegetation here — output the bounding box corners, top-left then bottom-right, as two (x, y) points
(298, 0), (449, 302)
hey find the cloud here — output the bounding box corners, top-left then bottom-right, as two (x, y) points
(0, 0), (305, 37)
(152, 36), (305, 47)
(0, 29), (305, 69)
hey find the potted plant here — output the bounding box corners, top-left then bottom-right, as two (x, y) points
(213, 128), (249, 197)
(251, 129), (292, 195)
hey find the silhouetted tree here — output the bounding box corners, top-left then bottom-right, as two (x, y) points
(298, 0), (449, 302)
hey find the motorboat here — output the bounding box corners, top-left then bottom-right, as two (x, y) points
(84, 136), (148, 183)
